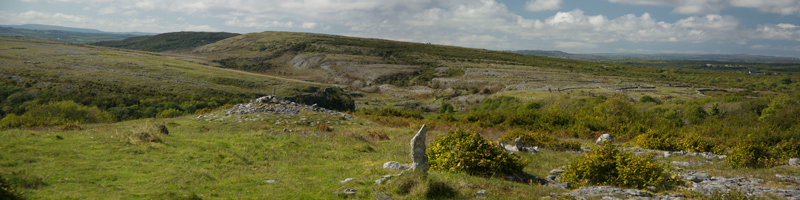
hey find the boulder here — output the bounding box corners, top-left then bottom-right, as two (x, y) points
(409, 125), (429, 173)
(789, 158), (800, 166)
(382, 161), (410, 171)
(596, 134), (613, 144)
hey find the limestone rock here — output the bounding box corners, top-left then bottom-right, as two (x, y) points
(596, 134), (613, 144)
(382, 161), (410, 171)
(340, 178), (358, 183)
(410, 125), (429, 173)
(789, 158), (800, 166)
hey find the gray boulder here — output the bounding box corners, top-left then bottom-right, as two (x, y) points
(382, 161), (410, 171)
(410, 125), (429, 173)
(596, 134), (613, 144)
(789, 158), (800, 166)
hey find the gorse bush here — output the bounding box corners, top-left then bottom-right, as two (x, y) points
(0, 100), (114, 129)
(427, 130), (526, 176)
(560, 143), (680, 190)
(498, 130), (581, 151)
(633, 131), (679, 151)
(725, 138), (800, 169)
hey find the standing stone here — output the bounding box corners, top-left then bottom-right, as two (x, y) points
(596, 134), (613, 144)
(410, 125), (429, 173)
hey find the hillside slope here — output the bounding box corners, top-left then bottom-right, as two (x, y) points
(0, 27), (138, 43)
(90, 32), (240, 52)
(0, 37), (347, 122)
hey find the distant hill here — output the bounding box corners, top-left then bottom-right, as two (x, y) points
(511, 50), (800, 63)
(511, 50), (605, 61)
(0, 27), (139, 43)
(0, 24), (154, 36)
(90, 31), (241, 52)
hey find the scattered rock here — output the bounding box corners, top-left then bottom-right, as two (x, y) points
(263, 180), (277, 183)
(375, 173), (402, 185)
(409, 125), (429, 173)
(475, 189), (489, 197)
(683, 170), (800, 199)
(216, 95), (353, 118)
(498, 137), (539, 153)
(565, 186), (653, 199)
(549, 168), (564, 175)
(789, 158), (800, 166)
(776, 174), (800, 183)
(342, 188), (357, 195)
(596, 134), (613, 144)
(340, 178), (358, 183)
(547, 182), (571, 190)
(671, 161), (693, 167)
(507, 173), (549, 185)
(383, 161), (410, 171)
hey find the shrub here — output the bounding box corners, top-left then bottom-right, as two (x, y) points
(156, 108), (184, 118)
(633, 131), (679, 151)
(427, 130), (526, 176)
(678, 137), (716, 153)
(357, 107), (423, 119)
(725, 139), (796, 169)
(560, 143), (680, 190)
(0, 101), (114, 129)
(639, 95), (661, 104)
(498, 130), (581, 151)
(438, 103), (456, 114)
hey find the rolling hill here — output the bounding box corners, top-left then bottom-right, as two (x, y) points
(0, 36), (349, 123)
(90, 32), (240, 52)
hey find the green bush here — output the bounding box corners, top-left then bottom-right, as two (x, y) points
(427, 130), (526, 176)
(0, 101), (114, 129)
(725, 139), (798, 169)
(639, 95), (661, 104)
(156, 108), (184, 118)
(498, 130), (581, 151)
(633, 131), (679, 151)
(678, 137), (717, 153)
(560, 143), (680, 190)
(357, 107), (423, 119)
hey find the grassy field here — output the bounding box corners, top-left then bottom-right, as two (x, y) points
(0, 111), (579, 199)
(2, 31), (800, 199)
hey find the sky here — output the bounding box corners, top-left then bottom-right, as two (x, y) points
(1, 0), (799, 57)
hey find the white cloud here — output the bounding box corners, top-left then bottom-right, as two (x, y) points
(609, 0), (800, 15)
(301, 22), (318, 29)
(554, 41), (598, 48)
(729, 0), (800, 15)
(755, 23), (800, 41)
(0, 10), (218, 33)
(525, 0), (562, 12)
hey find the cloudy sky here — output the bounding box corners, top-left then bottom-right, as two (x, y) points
(2, 0), (799, 57)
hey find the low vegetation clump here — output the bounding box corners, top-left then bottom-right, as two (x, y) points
(388, 173), (460, 199)
(498, 130), (581, 151)
(725, 138), (800, 169)
(427, 130), (526, 176)
(356, 107), (423, 119)
(560, 143), (680, 190)
(0, 100), (114, 129)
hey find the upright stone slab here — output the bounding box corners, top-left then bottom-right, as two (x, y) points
(410, 125), (429, 173)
